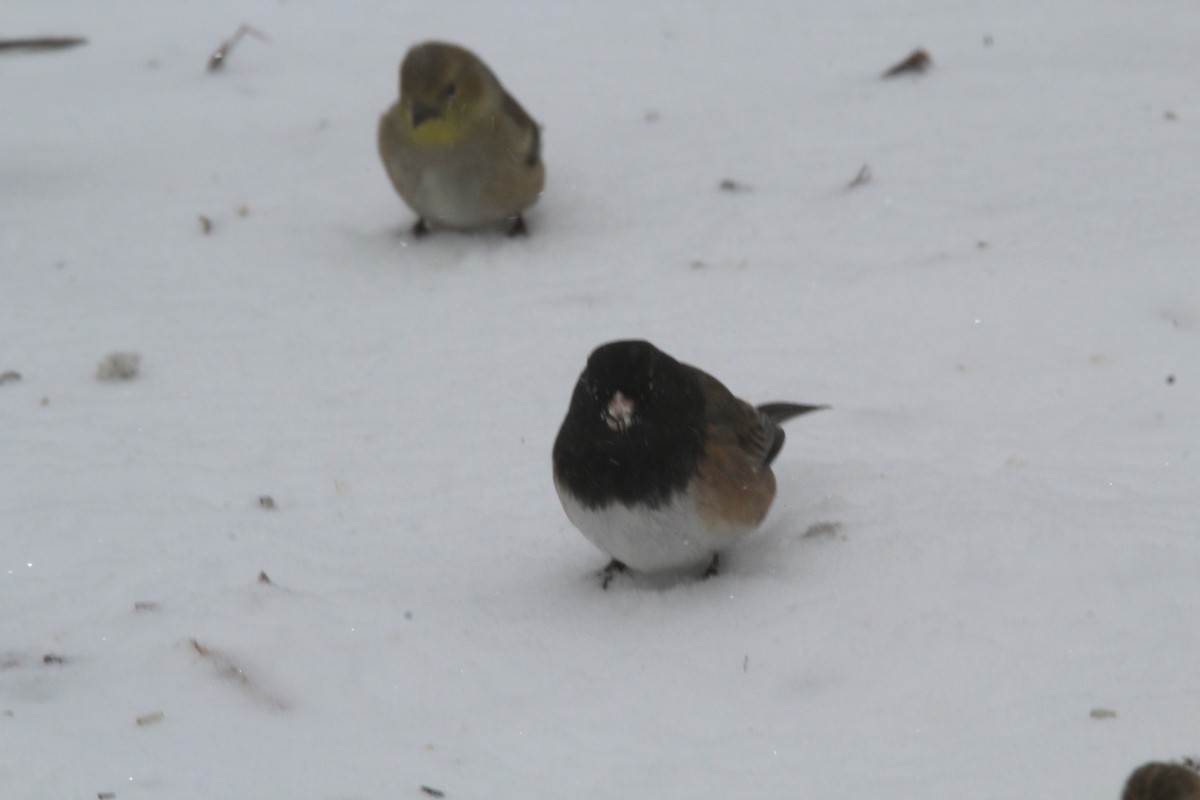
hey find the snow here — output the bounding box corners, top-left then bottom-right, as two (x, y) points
(3, 1), (1198, 797)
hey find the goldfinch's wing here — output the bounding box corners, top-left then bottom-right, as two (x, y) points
(501, 90), (541, 166)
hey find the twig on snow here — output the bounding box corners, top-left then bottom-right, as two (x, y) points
(207, 24), (268, 72)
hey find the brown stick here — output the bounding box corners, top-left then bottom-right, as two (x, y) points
(0, 37), (87, 52)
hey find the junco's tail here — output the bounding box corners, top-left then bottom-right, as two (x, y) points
(755, 403), (828, 465)
(757, 403), (829, 424)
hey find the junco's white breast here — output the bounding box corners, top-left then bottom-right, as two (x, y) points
(554, 474), (749, 572)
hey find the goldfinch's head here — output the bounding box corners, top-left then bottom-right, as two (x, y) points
(398, 42), (496, 140)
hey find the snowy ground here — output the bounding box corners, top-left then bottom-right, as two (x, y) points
(3, 2), (1198, 798)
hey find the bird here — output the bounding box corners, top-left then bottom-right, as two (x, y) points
(552, 340), (826, 586)
(1122, 761), (1200, 800)
(377, 41), (544, 237)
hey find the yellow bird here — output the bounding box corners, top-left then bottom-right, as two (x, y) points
(378, 41), (545, 237)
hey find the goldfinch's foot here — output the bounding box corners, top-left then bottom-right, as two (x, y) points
(412, 218), (431, 238)
(701, 553), (721, 580)
(600, 559), (627, 590)
(505, 215), (529, 237)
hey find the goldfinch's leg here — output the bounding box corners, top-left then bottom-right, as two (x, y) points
(701, 553), (721, 580)
(600, 559), (627, 590)
(505, 215), (529, 237)
(412, 218), (431, 237)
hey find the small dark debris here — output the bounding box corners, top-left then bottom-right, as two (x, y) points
(257, 571), (272, 585)
(644, 110), (660, 123)
(42, 654), (66, 665)
(207, 24), (268, 72)
(97, 793), (116, 800)
(404, 611), (414, 620)
(135, 710), (164, 727)
(983, 34), (994, 47)
(718, 178), (752, 193)
(803, 521), (844, 539)
(882, 48), (932, 78)
(0, 370), (21, 386)
(134, 601), (162, 612)
(1167, 374), (1176, 385)
(199, 215), (214, 235)
(39, 396), (50, 406)
(95, 352), (141, 382)
(977, 240), (989, 249)
(0, 36), (87, 53)
(420, 786), (446, 798)
(258, 495), (276, 510)
(1164, 110), (1178, 121)
(847, 164), (871, 189)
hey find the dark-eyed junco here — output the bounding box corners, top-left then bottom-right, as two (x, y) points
(1122, 761), (1200, 800)
(552, 340), (826, 586)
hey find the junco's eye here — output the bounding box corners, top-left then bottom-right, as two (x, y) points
(444, 82), (457, 98)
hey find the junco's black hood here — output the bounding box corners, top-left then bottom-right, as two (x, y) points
(552, 340), (706, 511)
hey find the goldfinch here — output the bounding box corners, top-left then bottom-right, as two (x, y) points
(378, 41), (544, 237)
